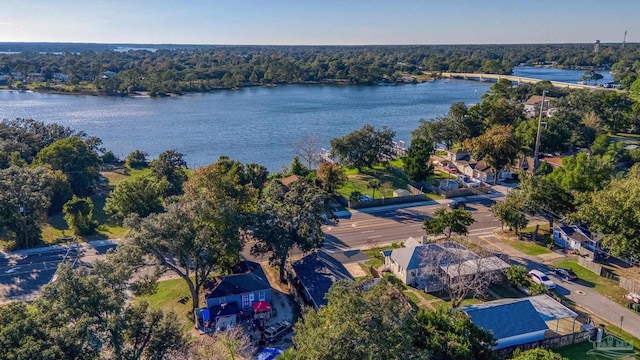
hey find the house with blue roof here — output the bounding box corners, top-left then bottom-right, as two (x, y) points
(463, 300), (549, 349)
(291, 251), (354, 309)
(461, 294), (579, 350)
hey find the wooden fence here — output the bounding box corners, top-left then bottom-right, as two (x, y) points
(349, 184), (429, 209)
(495, 328), (596, 359)
(620, 277), (640, 294)
(578, 256), (603, 275)
(430, 185), (491, 198)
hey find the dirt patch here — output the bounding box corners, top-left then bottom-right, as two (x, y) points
(344, 262), (367, 278)
(261, 264), (292, 295)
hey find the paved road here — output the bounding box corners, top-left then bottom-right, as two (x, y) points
(322, 197), (501, 251)
(0, 240), (116, 303)
(3, 196), (639, 339)
(475, 233), (640, 339)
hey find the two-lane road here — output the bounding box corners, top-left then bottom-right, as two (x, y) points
(322, 198), (501, 251)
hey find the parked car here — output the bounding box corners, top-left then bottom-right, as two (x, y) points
(529, 269), (556, 290)
(443, 166), (458, 173)
(263, 321), (292, 343)
(551, 267), (578, 281)
(448, 200), (466, 209)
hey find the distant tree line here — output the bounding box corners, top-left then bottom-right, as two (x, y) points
(2, 43), (640, 96)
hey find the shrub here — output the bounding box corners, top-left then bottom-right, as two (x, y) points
(503, 265), (531, 288)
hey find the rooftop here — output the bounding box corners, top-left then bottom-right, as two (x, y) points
(463, 299), (549, 340)
(204, 260), (271, 299)
(292, 251), (354, 309)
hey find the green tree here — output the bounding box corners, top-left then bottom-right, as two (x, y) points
(63, 195), (97, 236)
(105, 177), (167, 222)
(0, 166), (54, 248)
(503, 265), (531, 288)
(125, 202), (229, 312)
(251, 179), (333, 282)
(34, 136), (101, 196)
(409, 307), (496, 359)
(293, 280), (414, 360)
(513, 173), (574, 227)
(491, 196), (528, 235)
(150, 150), (188, 196)
(423, 207), (476, 240)
(463, 125), (520, 184)
(330, 124), (395, 170)
(290, 156), (309, 176)
(125, 150), (149, 169)
(402, 136), (434, 183)
(548, 152), (613, 193)
(572, 165), (640, 261)
(316, 161), (347, 194)
(511, 348), (566, 360)
(367, 178), (382, 199)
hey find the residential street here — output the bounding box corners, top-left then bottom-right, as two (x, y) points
(2, 196), (640, 340)
(0, 240), (116, 303)
(485, 236), (640, 339)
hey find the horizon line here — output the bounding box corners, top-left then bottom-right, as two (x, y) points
(0, 41), (636, 47)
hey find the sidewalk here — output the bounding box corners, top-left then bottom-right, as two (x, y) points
(484, 234), (640, 339)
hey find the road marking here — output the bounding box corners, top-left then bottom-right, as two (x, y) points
(368, 235), (382, 239)
(361, 230), (375, 234)
(469, 231), (495, 237)
(469, 227), (496, 233)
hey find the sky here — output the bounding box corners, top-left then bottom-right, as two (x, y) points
(0, 0), (638, 45)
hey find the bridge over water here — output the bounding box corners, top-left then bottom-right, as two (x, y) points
(440, 72), (617, 91)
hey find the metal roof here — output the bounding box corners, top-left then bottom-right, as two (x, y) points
(461, 294), (578, 322)
(463, 300), (549, 340)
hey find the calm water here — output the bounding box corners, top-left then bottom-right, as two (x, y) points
(512, 66), (613, 83)
(0, 67), (606, 171)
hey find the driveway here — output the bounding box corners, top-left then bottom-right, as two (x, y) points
(481, 237), (640, 339)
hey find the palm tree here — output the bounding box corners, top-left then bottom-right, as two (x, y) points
(367, 179), (382, 199)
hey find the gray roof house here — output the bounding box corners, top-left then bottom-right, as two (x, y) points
(382, 239), (509, 291)
(291, 251), (354, 309)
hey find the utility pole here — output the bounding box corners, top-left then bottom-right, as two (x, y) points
(533, 90), (547, 172)
(19, 199), (27, 249)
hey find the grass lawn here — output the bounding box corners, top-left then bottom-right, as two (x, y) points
(552, 260), (629, 308)
(428, 170), (453, 187)
(556, 331), (640, 359)
(403, 290), (421, 305)
(498, 230), (552, 256)
(136, 277), (197, 332)
(490, 283), (525, 298)
(338, 163), (410, 200)
(363, 244), (402, 269)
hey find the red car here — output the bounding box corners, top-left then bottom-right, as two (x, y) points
(443, 166), (458, 173)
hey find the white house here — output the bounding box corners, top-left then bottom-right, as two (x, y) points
(382, 238), (509, 292)
(553, 224), (602, 256)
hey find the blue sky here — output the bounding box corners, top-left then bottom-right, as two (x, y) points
(0, 0), (637, 45)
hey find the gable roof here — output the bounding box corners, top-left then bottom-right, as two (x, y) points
(292, 251), (354, 308)
(463, 300), (549, 340)
(525, 95), (557, 106)
(205, 260), (271, 299)
(280, 174), (300, 187)
(555, 224), (597, 243)
(389, 243), (448, 271)
(474, 161), (492, 173)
